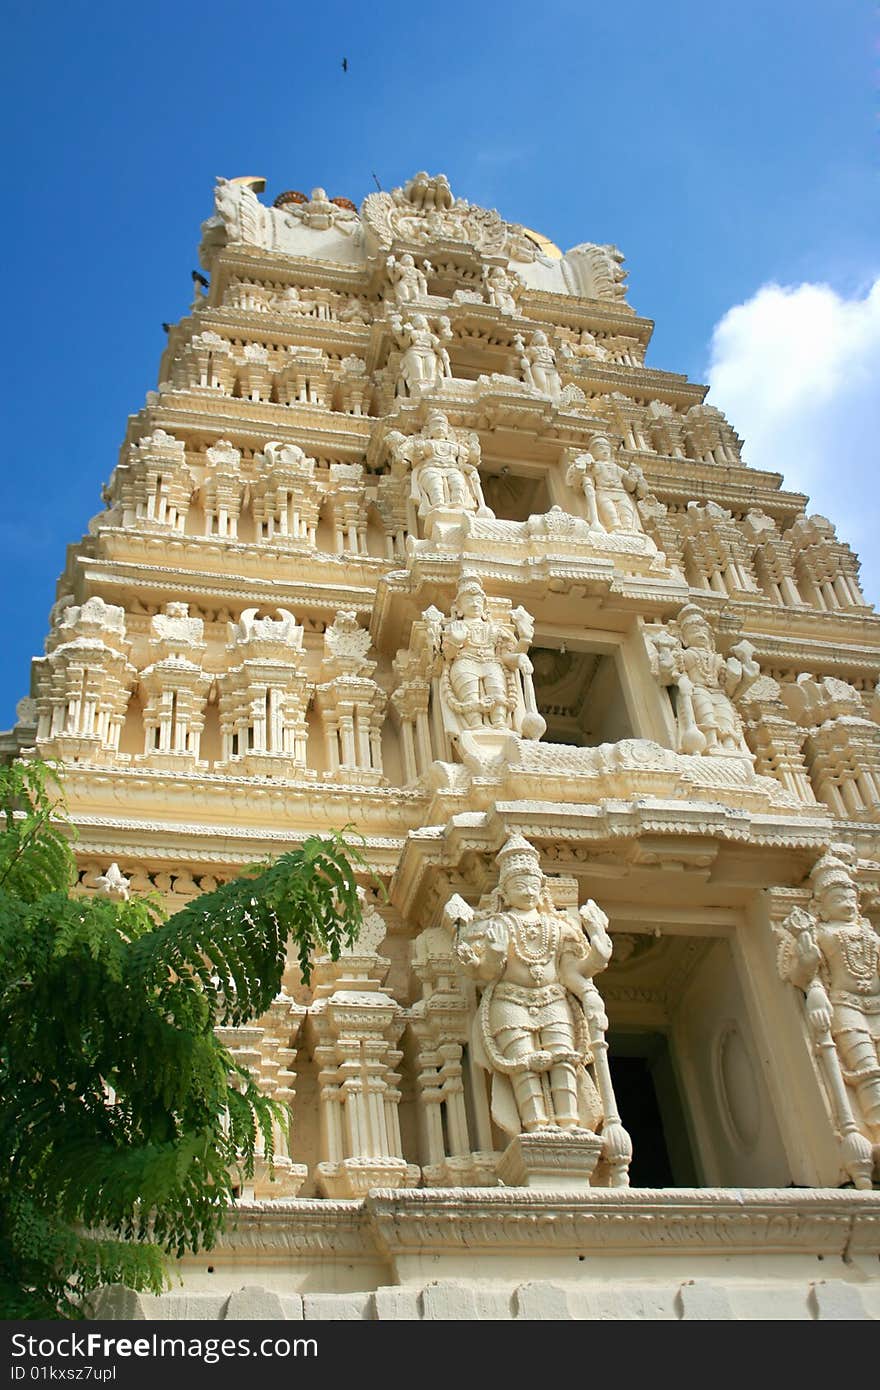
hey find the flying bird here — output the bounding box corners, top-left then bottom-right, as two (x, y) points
(191, 270), (209, 289)
(161, 323), (171, 334)
(341, 57), (348, 72)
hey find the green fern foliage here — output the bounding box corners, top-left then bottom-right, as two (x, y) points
(0, 760), (364, 1318)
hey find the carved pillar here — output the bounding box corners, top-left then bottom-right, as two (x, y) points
(216, 991), (308, 1199)
(336, 356), (369, 416)
(781, 676), (880, 818)
(325, 463), (368, 556)
(314, 611), (386, 784)
(174, 330), (236, 393)
(308, 911), (419, 1197)
(788, 515), (868, 612)
(409, 927), (501, 1185)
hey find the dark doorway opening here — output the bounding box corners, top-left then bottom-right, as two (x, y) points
(608, 1031), (699, 1187)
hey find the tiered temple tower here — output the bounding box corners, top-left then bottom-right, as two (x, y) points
(6, 172), (880, 1320)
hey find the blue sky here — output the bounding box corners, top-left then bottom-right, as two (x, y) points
(2, 1), (878, 725)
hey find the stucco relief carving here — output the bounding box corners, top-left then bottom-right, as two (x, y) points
(561, 242), (628, 302)
(428, 577), (546, 767)
(389, 313), (453, 397)
(442, 836), (631, 1187)
(651, 605), (760, 757)
(564, 434), (649, 535)
(363, 172), (535, 264)
(386, 252), (433, 306)
(387, 410), (492, 541)
(515, 331), (562, 398)
(778, 846), (880, 1188)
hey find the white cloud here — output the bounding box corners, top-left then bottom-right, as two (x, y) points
(706, 277), (880, 606)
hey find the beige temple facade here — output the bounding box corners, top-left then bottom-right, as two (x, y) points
(5, 171), (880, 1320)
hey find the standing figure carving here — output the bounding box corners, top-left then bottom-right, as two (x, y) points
(390, 313), (453, 397)
(386, 252), (432, 305)
(778, 847), (880, 1188)
(483, 265), (518, 315)
(443, 836), (632, 1184)
(430, 578), (544, 739)
(515, 330), (561, 397)
(388, 412), (491, 533)
(564, 434), (647, 534)
(654, 605), (759, 756)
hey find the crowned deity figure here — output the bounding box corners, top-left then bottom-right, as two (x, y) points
(386, 252), (433, 306)
(482, 264), (518, 315)
(390, 313), (453, 397)
(515, 330), (561, 398)
(565, 434), (647, 534)
(443, 836), (631, 1184)
(778, 847), (880, 1188)
(654, 604), (760, 756)
(388, 412), (492, 534)
(430, 578), (543, 738)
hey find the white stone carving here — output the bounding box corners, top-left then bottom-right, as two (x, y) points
(34, 598), (133, 765)
(202, 440), (242, 538)
(309, 942), (419, 1197)
(778, 846), (880, 1188)
(390, 313), (453, 397)
(280, 187), (359, 233)
(252, 442), (319, 544)
(429, 577), (546, 766)
(108, 430), (193, 533)
(515, 330), (561, 398)
(388, 410), (492, 541)
(315, 612), (386, 783)
(443, 835), (631, 1188)
(218, 608), (311, 777)
(653, 605), (760, 757)
(386, 252), (432, 305)
(564, 434), (648, 534)
(561, 243), (628, 302)
(94, 863), (131, 901)
(482, 265), (519, 314)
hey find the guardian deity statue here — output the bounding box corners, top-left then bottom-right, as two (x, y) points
(443, 835), (631, 1184)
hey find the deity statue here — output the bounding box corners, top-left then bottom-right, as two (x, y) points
(654, 604), (760, 756)
(390, 313), (453, 397)
(388, 411), (492, 531)
(515, 330), (561, 397)
(443, 836), (632, 1183)
(386, 252), (432, 305)
(429, 578), (543, 738)
(564, 434), (647, 534)
(778, 847), (880, 1188)
(483, 265), (518, 315)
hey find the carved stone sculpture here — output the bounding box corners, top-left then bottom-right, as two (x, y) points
(778, 847), (880, 1188)
(482, 265), (518, 314)
(443, 836), (632, 1187)
(515, 330), (561, 398)
(388, 411), (492, 539)
(386, 252), (432, 305)
(427, 578), (546, 765)
(390, 313), (452, 397)
(564, 434), (647, 534)
(654, 605), (760, 756)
